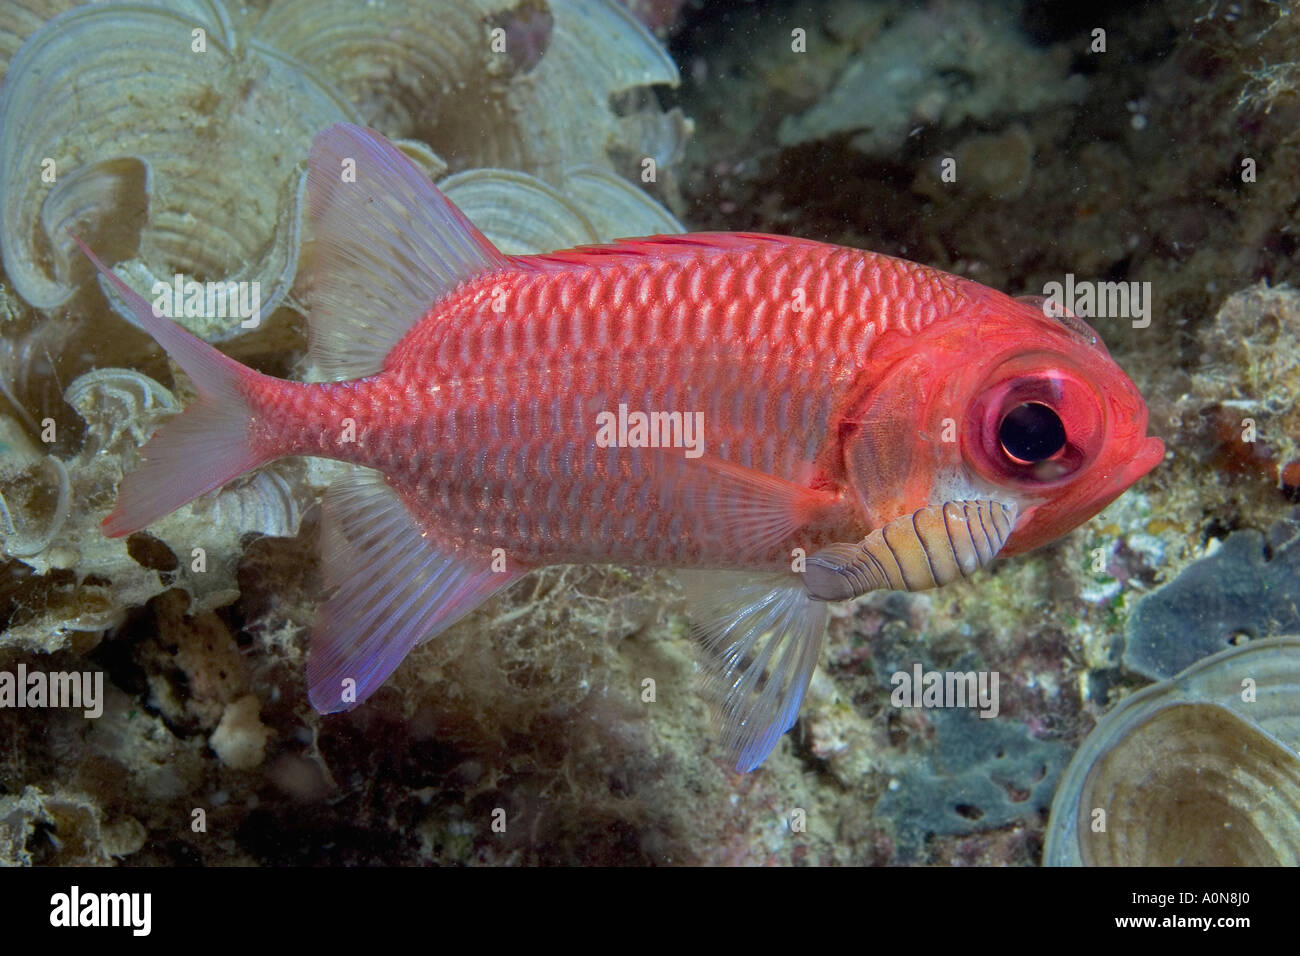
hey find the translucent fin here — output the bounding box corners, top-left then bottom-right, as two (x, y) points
(657, 453), (838, 561)
(71, 235), (270, 536)
(683, 571), (829, 772)
(307, 469), (524, 713)
(305, 123), (509, 379)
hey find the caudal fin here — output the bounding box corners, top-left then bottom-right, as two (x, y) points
(72, 236), (271, 536)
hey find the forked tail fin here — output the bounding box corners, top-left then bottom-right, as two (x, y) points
(72, 236), (273, 536)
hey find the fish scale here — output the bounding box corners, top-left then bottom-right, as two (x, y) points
(252, 246), (942, 565)
(81, 123), (1163, 770)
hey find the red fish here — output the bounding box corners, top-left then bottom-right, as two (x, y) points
(80, 124), (1163, 771)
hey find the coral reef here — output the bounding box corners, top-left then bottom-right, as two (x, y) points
(0, 0), (685, 330)
(775, 3), (1084, 155)
(1, 785), (147, 866)
(875, 706), (1070, 860)
(1, 0), (1299, 867)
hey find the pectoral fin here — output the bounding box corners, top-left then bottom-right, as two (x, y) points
(652, 452), (840, 561)
(802, 500), (1018, 601)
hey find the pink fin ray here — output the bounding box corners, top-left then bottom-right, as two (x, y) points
(305, 123), (507, 380)
(653, 452), (839, 561)
(70, 235), (270, 536)
(525, 232), (817, 271)
(307, 469), (525, 713)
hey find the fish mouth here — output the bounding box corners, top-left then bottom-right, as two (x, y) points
(1002, 435), (1166, 556)
(1120, 435), (1166, 487)
(1081, 434), (1166, 520)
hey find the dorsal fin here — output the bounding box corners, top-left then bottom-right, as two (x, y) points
(305, 123), (508, 379)
(525, 232), (817, 271)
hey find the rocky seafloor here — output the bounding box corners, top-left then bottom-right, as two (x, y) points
(2, 0), (1300, 866)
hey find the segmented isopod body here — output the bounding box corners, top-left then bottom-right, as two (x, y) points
(802, 500), (1018, 601)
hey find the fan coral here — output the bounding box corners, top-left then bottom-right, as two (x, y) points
(0, 0), (684, 656)
(1044, 636), (1300, 866)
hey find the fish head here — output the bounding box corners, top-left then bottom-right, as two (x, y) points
(839, 287), (1164, 556)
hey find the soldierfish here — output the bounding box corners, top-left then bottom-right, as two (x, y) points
(79, 123), (1164, 772)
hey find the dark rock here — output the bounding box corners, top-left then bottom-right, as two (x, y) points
(1124, 518), (1300, 679)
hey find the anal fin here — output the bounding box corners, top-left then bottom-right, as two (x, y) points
(307, 468), (524, 713)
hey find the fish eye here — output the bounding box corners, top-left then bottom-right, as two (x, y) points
(999, 402), (1066, 463)
(963, 357), (1108, 490)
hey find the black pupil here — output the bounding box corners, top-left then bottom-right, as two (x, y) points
(999, 402), (1066, 462)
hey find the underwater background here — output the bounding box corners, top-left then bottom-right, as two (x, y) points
(1, 0), (1299, 866)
